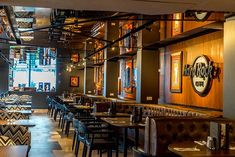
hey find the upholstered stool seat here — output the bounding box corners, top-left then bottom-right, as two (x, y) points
(0, 135), (16, 146)
(0, 112), (28, 120)
(0, 125), (31, 146)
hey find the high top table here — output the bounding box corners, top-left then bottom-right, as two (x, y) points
(91, 112), (130, 118)
(0, 145), (28, 157)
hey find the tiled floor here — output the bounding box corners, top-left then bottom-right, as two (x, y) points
(28, 110), (133, 157)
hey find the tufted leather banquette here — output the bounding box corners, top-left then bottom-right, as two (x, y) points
(145, 117), (217, 157)
(93, 102), (219, 118)
(141, 117), (235, 157)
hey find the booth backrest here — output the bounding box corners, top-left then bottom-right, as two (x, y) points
(114, 103), (212, 117)
(93, 102), (111, 112)
(147, 117), (214, 157)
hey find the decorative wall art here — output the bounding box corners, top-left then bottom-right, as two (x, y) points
(170, 51), (183, 93)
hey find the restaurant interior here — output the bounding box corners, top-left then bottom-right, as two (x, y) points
(1, 1), (235, 157)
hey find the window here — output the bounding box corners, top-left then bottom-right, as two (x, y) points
(9, 46), (57, 92)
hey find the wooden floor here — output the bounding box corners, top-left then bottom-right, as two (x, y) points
(28, 110), (133, 157)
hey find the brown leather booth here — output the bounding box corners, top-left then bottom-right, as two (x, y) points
(144, 117), (235, 157)
(93, 102), (219, 118)
(92, 102), (220, 150)
(146, 117), (213, 157)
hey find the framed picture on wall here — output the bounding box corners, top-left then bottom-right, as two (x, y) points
(172, 13), (183, 36)
(170, 51), (183, 93)
(70, 76), (79, 87)
(71, 53), (79, 63)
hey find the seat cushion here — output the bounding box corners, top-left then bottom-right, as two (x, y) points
(0, 135), (16, 146)
(0, 125), (31, 146)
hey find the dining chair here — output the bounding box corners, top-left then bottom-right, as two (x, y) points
(72, 116), (98, 151)
(53, 102), (63, 121)
(63, 112), (74, 137)
(46, 96), (52, 115)
(58, 104), (69, 128)
(75, 121), (116, 157)
(50, 99), (57, 118)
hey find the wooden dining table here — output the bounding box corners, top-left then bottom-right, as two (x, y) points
(101, 117), (145, 157)
(91, 112), (130, 118)
(72, 105), (94, 110)
(58, 96), (74, 103)
(0, 119), (36, 127)
(0, 145), (28, 157)
(168, 141), (235, 157)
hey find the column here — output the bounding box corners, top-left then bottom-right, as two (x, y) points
(103, 21), (119, 98)
(136, 20), (160, 103)
(84, 42), (95, 94)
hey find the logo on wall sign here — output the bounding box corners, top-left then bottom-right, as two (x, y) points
(183, 55), (219, 97)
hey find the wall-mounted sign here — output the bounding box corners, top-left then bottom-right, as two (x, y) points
(193, 12), (211, 21)
(183, 55), (219, 97)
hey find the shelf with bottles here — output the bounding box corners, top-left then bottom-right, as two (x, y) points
(94, 65), (104, 96)
(118, 57), (137, 100)
(92, 41), (105, 65)
(119, 20), (138, 55)
(0, 8), (15, 40)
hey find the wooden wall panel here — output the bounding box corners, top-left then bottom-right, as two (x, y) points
(163, 13), (224, 40)
(163, 31), (223, 110)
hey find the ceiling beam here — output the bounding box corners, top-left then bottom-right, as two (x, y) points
(19, 13), (136, 33)
(4, 6), (21, 44)
(54, 27), (111, 43)
(0, 50), (12, 65)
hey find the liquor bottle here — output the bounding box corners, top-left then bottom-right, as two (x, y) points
(220, 123), (229, 150)
(138, 107), (143, 123)
(132, 107), (137, 123)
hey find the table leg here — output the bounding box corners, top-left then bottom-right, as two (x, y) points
(135, 128), (139, 149)
(116, 133), (119, 157)
(123, 128), (127, 157)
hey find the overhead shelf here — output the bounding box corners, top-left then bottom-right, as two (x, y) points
(108, 52), (137, 61)
(144, 22), (223, 50)
(92, 61), (105, 66)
